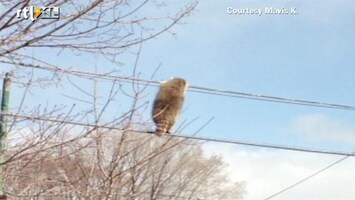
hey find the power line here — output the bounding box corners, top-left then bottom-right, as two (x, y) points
(264, 154), (351, 200)
(5, 62), (355, 111)
(4, 112), (355, 157)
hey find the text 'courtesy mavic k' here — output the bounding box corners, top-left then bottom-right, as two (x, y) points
(226, 7), (299, 16)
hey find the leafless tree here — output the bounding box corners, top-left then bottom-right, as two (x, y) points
(1, 0), (197, 65)
(0, 0), (246, 199)
(5, 130), (245, 199)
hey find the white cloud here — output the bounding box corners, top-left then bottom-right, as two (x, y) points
(203, 143), (355, 200)
(289, 114), (355, 144)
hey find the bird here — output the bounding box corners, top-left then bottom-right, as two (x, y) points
(152, 77), (188, 136)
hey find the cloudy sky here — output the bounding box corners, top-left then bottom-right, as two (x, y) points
(2, 0), (355, 199)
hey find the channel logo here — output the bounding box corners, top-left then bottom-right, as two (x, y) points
(16, 6), (60, 21)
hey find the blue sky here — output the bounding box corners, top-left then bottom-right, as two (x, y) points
(139, 0), (355, 151)
(3, 0), (355, 150)
(2, 1), (355, 198)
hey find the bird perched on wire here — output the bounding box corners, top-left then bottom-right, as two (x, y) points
(152, 77), (188, 136)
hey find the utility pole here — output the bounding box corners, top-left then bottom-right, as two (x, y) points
(0, 73), (10, 200)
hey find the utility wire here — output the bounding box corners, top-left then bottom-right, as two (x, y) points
(4, 112), (355, 157)
(264, 154), (351, 200)
(6, 62), (355, 111)
(3, 63), (354, 199)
